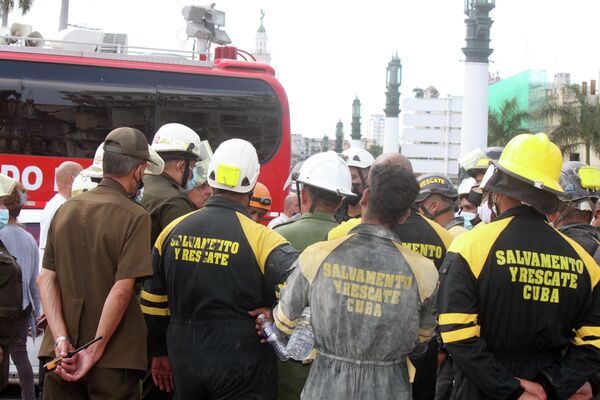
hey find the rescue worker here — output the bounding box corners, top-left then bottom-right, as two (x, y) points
(141, 139), (298, 399)
(438, 133), (600, 399)
(272, 155), (438, 400)
(327, 154), (453, 400)
(273, 151), (355, 400)
(415, 173), (467, 238)
(142, 123), (209, 245)
(187, 155), (213, 209)
(464, 146), (504, 184)
(328, 154), (453, 270)
(268, 193), (300, 229)
(464, 147), (503, 226)
(0, 174), (23, 391)
(336, 148), (374, 222)
(457, 177), (477, 230)
(248, 182), (272, 223)
(548, 161), (600, 263)
(275, 151), (354, 251)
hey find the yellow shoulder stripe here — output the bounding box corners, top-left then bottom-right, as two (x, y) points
(154, 210), (200, 255)
(576, 326), (600, 338)
(328, 218), (361, 240)
(440, 325), (480, 344)
(418, 213), (454, 249)
(439, 313), (477, 326)
(395, 244), (438, 302)
(554, 228), (600, 288)
(140, 290), (168, 304)
(140, 304), (170, 317)
(572, 336), (600, 349)
(449, 217), (514, 279)
(236, 212), (289, 273)
(300, 235), (354, 283)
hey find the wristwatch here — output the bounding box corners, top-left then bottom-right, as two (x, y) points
(53, 336), (72, 349)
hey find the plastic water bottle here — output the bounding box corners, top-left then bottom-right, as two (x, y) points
(258, 314), (289, 361)
(286, 307), (314, 361)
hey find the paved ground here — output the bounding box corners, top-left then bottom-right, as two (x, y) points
(1, 336), (41, 399)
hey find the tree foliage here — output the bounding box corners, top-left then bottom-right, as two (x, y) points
(1, 0), (34, 27)
(488, 97), (531, 146)
(536, 84), (600, 164)
(367, 144), (383, 158)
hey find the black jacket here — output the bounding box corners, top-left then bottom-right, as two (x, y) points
(141, 195), (298, 357)
(438, 206), (600, 399)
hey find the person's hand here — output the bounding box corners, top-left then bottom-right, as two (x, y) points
(570, 382), (593, 400)
(248, 307), (272, 344)
(517, 378), (547, 400)
(56, 346), (100, 382)
(54, 339), (75, 359)
(437, 351), (448, 367)
(151, 356), (174, 392)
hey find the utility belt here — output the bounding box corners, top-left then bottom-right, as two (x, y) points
(318, 350), (404, 366)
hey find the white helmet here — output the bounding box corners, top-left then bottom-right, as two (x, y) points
(207, 139), (260, 193)
(342, 148), (374, 169)
(81, 144), (104, 179)
(82, 142), (165, 178)
(297, 151), (355, 197)
(151, 123), (203, 159)
(458, 177), (477, 196)
(193, 141), (214, 186)
(71, 174), (98, 197)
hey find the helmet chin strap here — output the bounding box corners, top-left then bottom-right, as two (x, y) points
(180, 159), (191, 187)
(295, 181), (302, 214)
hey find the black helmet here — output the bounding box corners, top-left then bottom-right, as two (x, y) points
(559, 161), (600, 205)
(415, 173), (458, 203)
(465, 147), (504, 178)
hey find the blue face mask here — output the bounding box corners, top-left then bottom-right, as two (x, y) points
(0, 209), (9, 230)
(460, 211), (477, 230)
(186, 168), (198, 192)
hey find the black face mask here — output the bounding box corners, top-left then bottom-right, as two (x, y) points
(346, 183), (363, 206)
(467, 189), (483, 207)
(131, 173), (145, 202)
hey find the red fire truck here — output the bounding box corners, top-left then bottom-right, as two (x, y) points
(0, 40), (291, 215)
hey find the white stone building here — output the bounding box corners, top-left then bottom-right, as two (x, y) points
(402, 96), (462, 179)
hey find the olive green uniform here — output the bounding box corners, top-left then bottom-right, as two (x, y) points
(40, 178), (153, 399)
(275, 211), (338, 252)
(142, 173), (195, 246)
(274, 211), (339, 400)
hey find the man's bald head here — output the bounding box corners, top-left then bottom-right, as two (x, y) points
(283, 192), (300, 217)
(371, 153), (413, 174)
(55, 161), (83, 195)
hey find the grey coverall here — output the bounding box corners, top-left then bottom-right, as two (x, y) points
(274, 223), (439, 400)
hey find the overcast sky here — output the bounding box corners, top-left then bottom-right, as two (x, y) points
(8, 0), (600, 138)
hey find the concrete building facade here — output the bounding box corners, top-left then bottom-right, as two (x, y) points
(402, 96), (462, 179)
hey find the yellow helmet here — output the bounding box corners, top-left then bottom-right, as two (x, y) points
(493, 133), (563, 194)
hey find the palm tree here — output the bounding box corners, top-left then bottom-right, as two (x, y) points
(1, 0), (34, 28)
(537, 84), (600, 164)
(488, 97), (531, 146)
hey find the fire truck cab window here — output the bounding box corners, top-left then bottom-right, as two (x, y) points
(0, 59), (281, 162)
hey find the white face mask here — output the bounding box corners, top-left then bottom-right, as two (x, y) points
(477, 202), (497, 224)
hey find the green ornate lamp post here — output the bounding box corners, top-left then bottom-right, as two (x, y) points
(335, 120), (344, 153)
(383, 54), (401, 154)
(350, 97), (362, 148)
